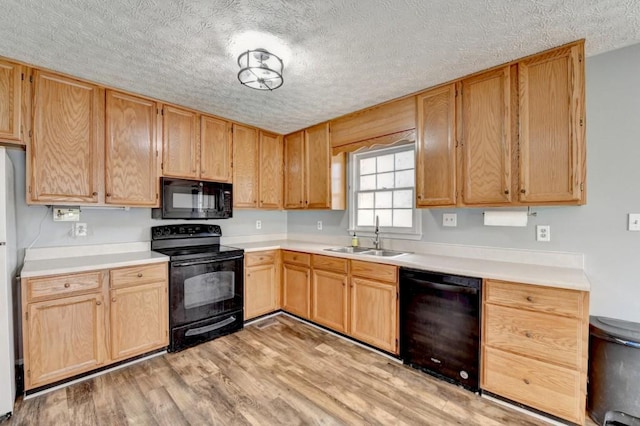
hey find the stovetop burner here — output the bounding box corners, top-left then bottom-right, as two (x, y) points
(150, 224), (244, 261)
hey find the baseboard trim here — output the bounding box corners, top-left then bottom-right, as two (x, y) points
(481, 393), (570, 426)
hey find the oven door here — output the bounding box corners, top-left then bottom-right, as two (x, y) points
(169, 254), (243, 328)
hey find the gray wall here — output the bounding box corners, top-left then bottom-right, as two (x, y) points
(288, 42), (640, 323)
(8, 150), (287, 262)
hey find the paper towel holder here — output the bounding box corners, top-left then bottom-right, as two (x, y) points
(481, 207), (537, 217)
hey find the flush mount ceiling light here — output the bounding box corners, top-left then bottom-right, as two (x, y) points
(237, 49), (284, 91)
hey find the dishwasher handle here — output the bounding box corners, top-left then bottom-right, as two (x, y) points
(401, 276), (479, 295)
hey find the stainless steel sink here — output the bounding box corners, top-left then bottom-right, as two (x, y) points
(323, 247), (410, 257)
(324, 246), (372, 254)
(360, 249), (409, 257)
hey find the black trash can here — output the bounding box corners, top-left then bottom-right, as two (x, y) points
(588, 316), (640, 426)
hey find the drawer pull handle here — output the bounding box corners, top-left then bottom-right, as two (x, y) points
(64, 283), (70, 288)
(526, 296), (533, 302)
(523, 378), (530, 385)
(525, 331), (532, 338)
(96, 301), (102, 305)
(137, 273), (143, 278)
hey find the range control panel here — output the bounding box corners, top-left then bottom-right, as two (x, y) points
(151, 224), (222, 240)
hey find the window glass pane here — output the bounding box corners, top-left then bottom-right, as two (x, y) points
(357, 209), (374, 226)
(395, 149), (414, 170)
(377, 154), (394, 173)
(374, 191), (392, 208)
(393, 190), (413, 208)
(393, 209), (413, 227)
(360, 157), (376, 175)
(395, 170), (414, 188)
(374, 209), (393, 226)
(377, 172), (394, 189)
(360, 174), (376, 190)
(358, 192), (374, 209)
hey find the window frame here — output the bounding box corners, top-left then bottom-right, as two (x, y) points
(348, 142), (422, 240)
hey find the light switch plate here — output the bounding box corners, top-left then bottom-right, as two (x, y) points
(629, 214), (640, 231)
(53, 208), (80, 222)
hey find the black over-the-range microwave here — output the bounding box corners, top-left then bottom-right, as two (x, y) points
(152, 177), (233, 219)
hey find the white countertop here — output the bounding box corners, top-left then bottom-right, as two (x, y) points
(21, 248), (169, 278)
(232, 240), (590, 291)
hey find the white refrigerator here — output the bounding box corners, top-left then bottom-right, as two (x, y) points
(0, 147), (17, 418)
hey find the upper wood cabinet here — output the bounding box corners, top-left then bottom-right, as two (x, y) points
(416, 84), (457, 207)
(201, 115), (232, 182)
(460, 67), (513, 205)
(283, 123), (345, 210)
(0, 59), (24, 144)
(162, 104), (198, 179)
(29, 70), (104, 204)
(232, 124), (259, 208)
(258, 131), (283, 209)
(519, 44), (585, 204)
(105, 90), (159, 207)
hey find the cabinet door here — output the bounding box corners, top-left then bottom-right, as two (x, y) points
(245, 263), (278, 320)
(305, 123), (331, 209)
(416, 84), (457, 207)
(312, 269), (348, 333)
(200, 115), (232, 182)
(461, 67), (512, 204)
(30, 70), (103, 203)
(283, 131), (305, 209)
(105, 91), (159, 206)
(162, 105), (198, 179)
(232, 124), (259, 208)
(519, 44), (585, 203)
(282, 263), (310, 319)
(25, 293), (106, 389)
(350, 277), (397, 353)
(0, 59), (23, 142)
(258, 131), (283, 209)
(110, 281), (168, 361)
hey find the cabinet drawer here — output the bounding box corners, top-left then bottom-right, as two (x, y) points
(482, 347), (584, 424)
(245, 250), (277, 267)
(110, 263), (167, 288)
(484, 279), (584, 318)
(27, 271), (102, 301)
(484, 304), (582, 369)
(312, 254), (348, 273)
(350, 260), (397, 283)
(282, 251), (311, 267)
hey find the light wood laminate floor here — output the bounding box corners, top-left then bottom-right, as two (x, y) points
(8, 315), (594, 425)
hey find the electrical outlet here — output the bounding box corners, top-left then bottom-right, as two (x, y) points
(317, 221), (323, 231)
(73, 222), (88, 237)
(256, 220), (262, 230)
(628, 214), (640, 231)
(536, 225), (550, 242)
(443, 213), (457, 227)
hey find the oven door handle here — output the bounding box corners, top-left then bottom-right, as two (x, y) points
(172, 255), (244, 267)
(185, 316), (237, 337)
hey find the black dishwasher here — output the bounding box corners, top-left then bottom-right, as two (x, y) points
(400, 267), (481, 391)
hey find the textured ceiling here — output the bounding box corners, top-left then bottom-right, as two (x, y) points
(1, 0), (640, 134)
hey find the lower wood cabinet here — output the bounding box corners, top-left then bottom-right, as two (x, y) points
(244, 250), (280, 320)
(481, 279), (589, 424)
(22, 263), (168, 390)
(282, 251), (311, 319)
(311, 255), (349, 334)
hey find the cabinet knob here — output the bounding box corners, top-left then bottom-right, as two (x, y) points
(96, 301), (102, 305)
(106, 193), (112, 197)
(137, 273), (143, 278)
(523, 378), (530, 385)
(201, 170), (206, 174)
(520, 189), (526, 194)
(92, 192), (98, 196)
(64, 283), (70, 288)
(526, 296), (533, 302)
(504, 189), (509, 195)
(112, 298), (116, 303)
(418, 195), (423, 199)
(525, 331), (532, 338)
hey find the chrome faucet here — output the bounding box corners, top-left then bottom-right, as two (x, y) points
(373, 215), (382, 250)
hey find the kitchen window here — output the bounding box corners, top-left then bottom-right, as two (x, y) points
(349, 143), (421, 239)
